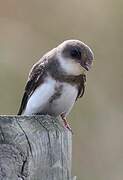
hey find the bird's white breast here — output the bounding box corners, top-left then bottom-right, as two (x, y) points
(23, 76), (78, 116)
(50, 82), (78, 116)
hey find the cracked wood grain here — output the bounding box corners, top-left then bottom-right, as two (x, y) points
(0, 115), (72, 180)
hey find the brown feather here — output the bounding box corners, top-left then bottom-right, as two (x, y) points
(18, 62), (46, 115)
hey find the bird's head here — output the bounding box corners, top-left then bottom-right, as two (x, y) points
(57, 40), (94, 75)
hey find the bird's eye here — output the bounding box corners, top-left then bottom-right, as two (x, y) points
(70, 48), (81, 60)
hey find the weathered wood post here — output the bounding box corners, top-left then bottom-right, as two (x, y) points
(0, 115), (72, 180)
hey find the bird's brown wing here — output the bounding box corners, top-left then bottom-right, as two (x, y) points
(76, 74), (86, 100)
(18, 62), (45, 115)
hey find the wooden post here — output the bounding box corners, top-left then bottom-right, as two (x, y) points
(0, 115), (72, 180)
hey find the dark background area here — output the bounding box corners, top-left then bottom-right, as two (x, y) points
(0, 0), (123, 179)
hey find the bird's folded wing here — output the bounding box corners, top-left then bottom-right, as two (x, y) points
(18, 62), (45, 115)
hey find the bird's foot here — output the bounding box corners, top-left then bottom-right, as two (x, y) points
(61, 114), (73, 134)
(63, 118), (73, 134)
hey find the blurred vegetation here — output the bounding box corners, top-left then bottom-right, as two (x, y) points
(0, 0), (123, 179)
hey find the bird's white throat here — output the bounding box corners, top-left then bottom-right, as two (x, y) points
(59, 56), (85, 76)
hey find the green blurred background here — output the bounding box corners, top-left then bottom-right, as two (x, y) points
(0, 0), (123, 179)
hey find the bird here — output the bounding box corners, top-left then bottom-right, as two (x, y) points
(18, 40), (94, 131)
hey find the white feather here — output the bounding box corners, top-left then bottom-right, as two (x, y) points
(58, 56), (85, 76)
(51, 82), (77, 116)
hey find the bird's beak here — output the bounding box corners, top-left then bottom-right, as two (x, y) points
(80, 60), (92, 72)
(84, 62), (92, 71)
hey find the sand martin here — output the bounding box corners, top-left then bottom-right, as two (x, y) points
(18, 40), (94, 131)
